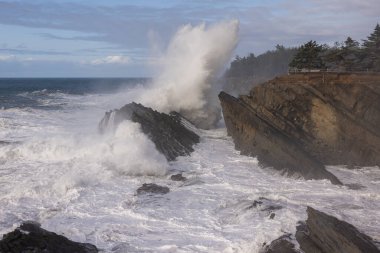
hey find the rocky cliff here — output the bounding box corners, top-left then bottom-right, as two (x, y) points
(262, 206), (380, 253)
(296, 207), (380, 253)
(99, 102), (200, 161)
(219, 73), (380, 183)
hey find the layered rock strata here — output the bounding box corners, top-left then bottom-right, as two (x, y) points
(99, 102), (200, 161)
(295, 207), (380, 253)
(219, 73), (380, 183)
(263, 206), (380, 253)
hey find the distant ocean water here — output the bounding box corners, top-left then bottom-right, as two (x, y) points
(0, 78), (379, 252)
(0, 78), (149, 109)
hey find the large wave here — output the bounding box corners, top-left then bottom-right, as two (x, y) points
(141, 20), (239, 129)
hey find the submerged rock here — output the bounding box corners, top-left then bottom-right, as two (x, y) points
(0, 221), (98, 253)
(170, 173), (187, 181)
(247, 197), (283, 219)
(219, 73), (380, 183)
(261, 234), (299, 253)
(99, 102), (200, 161)
(295, 206), (380, 253)
(137, 183), (170, 195)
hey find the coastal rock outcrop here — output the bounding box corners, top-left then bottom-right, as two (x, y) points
(99, 102), (200, 161)
(137, 183), (170, 195)
(0, 221), (98, 253)
(263, 206), (380, 253)
(261, 234), (299, 253)
(219, 73), (380, 183)
(296, 207), (380, 253)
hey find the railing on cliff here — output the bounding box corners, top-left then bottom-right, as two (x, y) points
(288, 68), (378, 75)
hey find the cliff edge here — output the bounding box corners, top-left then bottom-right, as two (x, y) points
(219, 73), (380, 183)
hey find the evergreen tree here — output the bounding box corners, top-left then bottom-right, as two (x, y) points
(289, 40), (325, 69)
(341, 37), (361, 71)
(362, 24), (380, 71)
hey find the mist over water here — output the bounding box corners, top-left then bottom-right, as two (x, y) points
(0, 22), (379, 253)
(141, 20), (239, 129)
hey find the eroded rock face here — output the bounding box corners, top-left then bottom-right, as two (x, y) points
(0, 221), (98, 253)
(219, 73), (380, 183)
(99, 102), (200, 161)
(296, 207), (380, 253)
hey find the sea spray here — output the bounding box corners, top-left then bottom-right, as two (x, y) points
(141, 20), (239, 129)
(0, 120), (168, 195)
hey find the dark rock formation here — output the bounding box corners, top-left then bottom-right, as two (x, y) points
(99, 102), (200, 161)
(137, 183), (170, 195)
(246, 197), (283, 220)
(0, 221), (98, 253)
(261, 234), (299, 253)
(219, 73), (380, 183)
(263, 207), (379, 253)
(296, 206), (380, 253)
(170, 173), (187, 181)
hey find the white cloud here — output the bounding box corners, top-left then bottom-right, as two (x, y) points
(0, 55), (16, 61)
(89, 55), (130, 65)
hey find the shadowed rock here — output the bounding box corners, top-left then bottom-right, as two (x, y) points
(170, 173), (187, 181)
(261, 234), (299, 253)
(295, 207), (380, 253)
(137, 183), (170, 195)
(0, 221), (98, 253)
(99, 102), (200, 161)
(219, 73), (380, 183)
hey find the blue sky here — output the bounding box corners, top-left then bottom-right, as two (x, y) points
(0, 0), (379, 77)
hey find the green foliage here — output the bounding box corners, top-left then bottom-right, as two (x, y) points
(289, 40), (326, 69)
(288, 23), (380, 72)
(225, 45), (297, 78)
(223, 23), (380, 94)
(362, 23), (380, 71)
(323, 37), (361, 71)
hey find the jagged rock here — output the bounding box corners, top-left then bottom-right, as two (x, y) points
(247, 200), (263, 209)
(296, 207), (380, 253)
(99, 102), (200, 161)
(170, 173), (187, 181)
(0, 221), (98, 253)
(246, 197), (283, 219)
(137, 183), (170, 195)
(261, 234), (299, 253)
(219, 73), (380, 183)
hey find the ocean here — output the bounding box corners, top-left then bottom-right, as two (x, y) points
(0, 78), (379, 252)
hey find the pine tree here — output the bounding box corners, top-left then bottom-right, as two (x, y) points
(362, 24), (380, 71)
(341, 37), (361, 71)
(289, 41), (325, 70)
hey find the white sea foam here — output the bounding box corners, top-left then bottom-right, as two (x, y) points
(0, 87), (379, 252)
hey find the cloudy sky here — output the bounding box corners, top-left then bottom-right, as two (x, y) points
(0, 0), (379, 77)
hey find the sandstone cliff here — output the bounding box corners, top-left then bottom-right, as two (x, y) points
(219, 73), (380, 183)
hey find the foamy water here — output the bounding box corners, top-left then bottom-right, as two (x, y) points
(0, 88), (379, 252)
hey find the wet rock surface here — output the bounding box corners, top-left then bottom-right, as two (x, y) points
(295, 206), (380, 253)
(137, 183), (170, 195)
(0, 221), (98, 253)
(170, 173), (187, 181)
(263, 206), (380, 253)
(219, 73), (380, 183)
(247, 197), (283, 219)
(261, 234), (299, 253)
(99, 102), (200, 161)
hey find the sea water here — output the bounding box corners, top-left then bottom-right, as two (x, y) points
(0, 78), (379, 252)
